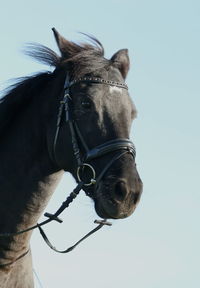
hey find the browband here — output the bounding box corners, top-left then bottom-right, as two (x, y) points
(66, 77), (128, 90)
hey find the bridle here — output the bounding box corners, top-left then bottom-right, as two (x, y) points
(0, 76), (136, 267)
(53, 76), (136, 189)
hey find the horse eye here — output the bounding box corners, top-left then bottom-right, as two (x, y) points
(81, 101), (91, 109)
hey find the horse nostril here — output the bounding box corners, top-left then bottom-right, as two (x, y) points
(114, 180), (128, 201)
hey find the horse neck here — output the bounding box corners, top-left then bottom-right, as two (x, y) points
(0, 89), (64, 273)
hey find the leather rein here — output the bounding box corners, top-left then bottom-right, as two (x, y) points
(0, 76), (135, 267)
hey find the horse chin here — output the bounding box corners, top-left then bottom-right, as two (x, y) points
(94, 185), (136, 220)
(94, 199), (136, 219)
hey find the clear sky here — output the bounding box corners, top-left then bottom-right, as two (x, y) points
(0, 0), (199, 287)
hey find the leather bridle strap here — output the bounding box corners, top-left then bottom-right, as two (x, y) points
(0, 249), (29, 268)
(95, 150), (132, 187)
(53, 76), (131, 167)
(69, 77), (128, 90)
(85, 138), (135, 161)
(0, 182), (111, 260)
(38, 219), (111, 254)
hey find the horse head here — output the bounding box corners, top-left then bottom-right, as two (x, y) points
(48, 29), (143, 219)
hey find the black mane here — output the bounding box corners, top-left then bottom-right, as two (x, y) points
(0, 73), (53, 136)
(0, 35), (110, 136)
(24, 34), (109, 78)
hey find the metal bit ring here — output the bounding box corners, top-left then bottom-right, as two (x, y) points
(77, 163), (96, 186)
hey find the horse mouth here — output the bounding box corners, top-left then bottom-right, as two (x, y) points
(94, 200), (136, 219)
(93, 181), (141, 219)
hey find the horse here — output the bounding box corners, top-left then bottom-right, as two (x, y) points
(0, 28), (143, 287)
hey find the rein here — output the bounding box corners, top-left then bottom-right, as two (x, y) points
(0, 181), (111, 267)
(0, 76), (135, 267)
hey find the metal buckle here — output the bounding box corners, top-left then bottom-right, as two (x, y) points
(77, 163), (96, 186)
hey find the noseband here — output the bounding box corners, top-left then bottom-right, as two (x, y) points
(0, 76), (136, 267)
(53, 76), (136, 189)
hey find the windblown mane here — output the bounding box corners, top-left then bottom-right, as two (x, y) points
(25, 34), (108, 78)
(0, 35), (109, 136)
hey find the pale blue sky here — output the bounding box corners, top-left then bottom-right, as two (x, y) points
(0, 0), (199, 287)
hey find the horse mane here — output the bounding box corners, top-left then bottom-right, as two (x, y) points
(24, 34), (108, 78)
(0, 34), (110, 136)
(0, 73), (53, 136)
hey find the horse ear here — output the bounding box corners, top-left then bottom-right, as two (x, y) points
(111, 49), (130, 79)
(52, 27), (82, 59)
